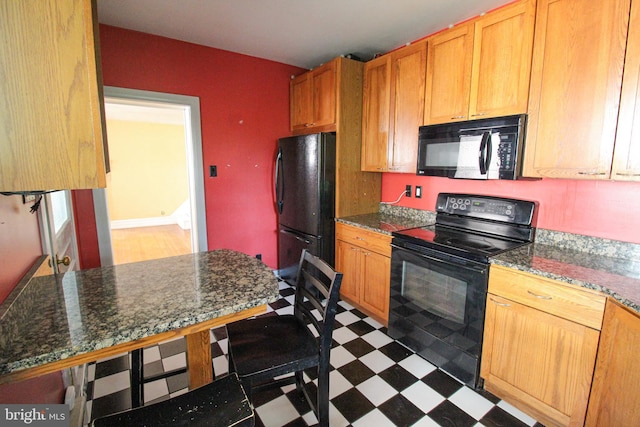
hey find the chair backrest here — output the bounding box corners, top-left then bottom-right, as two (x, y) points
(293, 250), (343, 359)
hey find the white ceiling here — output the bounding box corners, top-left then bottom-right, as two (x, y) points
(97, 0), (512, 69)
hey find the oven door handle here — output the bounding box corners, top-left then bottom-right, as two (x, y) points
(391, 243), (487, 274)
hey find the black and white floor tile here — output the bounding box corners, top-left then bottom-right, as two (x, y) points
(85, 280), (544, 426)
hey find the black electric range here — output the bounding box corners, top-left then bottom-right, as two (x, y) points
(388, 193), (537, 388)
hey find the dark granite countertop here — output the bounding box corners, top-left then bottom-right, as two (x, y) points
(0, 250), (279, 375)
(336, 209), (435, 235)
(492, 243), (640, 313)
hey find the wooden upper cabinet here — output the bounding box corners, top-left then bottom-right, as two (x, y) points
(469, 0), (536, 119)
(612, 0), (640, 181)
(523, 0), (631, 179)
(361, 41), (426, 173)
(0, 0), (107, 191)
(424, 24), (474, 124)
(425, 0), (535, 125)
(361, 55), (391, 172)
(290, 73), (313, 130)
(290, 60), (336, 133)
(388, 41), (427, 172)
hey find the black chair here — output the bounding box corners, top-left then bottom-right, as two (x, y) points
(130, 345), (188, 408)
(91, 372), (253, 427)
(226, 250), (343, 427)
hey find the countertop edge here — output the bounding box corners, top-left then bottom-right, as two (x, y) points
(339, 212), (640, 315)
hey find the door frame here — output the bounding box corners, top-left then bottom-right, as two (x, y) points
(94, 86), (208, 266)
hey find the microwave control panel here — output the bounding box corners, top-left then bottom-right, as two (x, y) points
(496, 133), (517, 174)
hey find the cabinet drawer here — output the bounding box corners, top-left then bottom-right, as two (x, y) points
(335, 223), (392, 257)
(488, 265), (606, 330)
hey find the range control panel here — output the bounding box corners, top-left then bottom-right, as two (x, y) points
(436, 193), (536, 225)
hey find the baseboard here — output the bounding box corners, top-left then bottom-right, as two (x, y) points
(110, 216), (178, 229)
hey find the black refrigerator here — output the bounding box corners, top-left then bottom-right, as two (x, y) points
(275, 132), (336, 284)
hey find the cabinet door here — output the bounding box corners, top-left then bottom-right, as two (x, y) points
(0, 0), (106, 191)
(290, 73), (312, 130)
(311, 62), (336, 128)
(388, 41), (427, 172)
(586, 299), (640, 426)
(424, 24), (473, 124)
(523, 0), (631, 179)
(612, 0), (640, 181)
(361, 55), (391, 172)
(482, 294), (600, 427)
(359, 250), (390, 321)
(335, 239), (361, 303)
(469, 0), (535, 119)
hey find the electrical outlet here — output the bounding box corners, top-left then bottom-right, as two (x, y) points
(405, 185), (412, 197)
(415, 186), (422, 198)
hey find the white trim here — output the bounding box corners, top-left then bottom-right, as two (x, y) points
(95, 87), (208, 262)
(111, 216), (179, 229)
(92, 189), (114, 266)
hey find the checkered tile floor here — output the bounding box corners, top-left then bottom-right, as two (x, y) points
(85, 280), (544, 426)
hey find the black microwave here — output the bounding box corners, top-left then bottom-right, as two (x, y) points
(417, 114), (527, 180)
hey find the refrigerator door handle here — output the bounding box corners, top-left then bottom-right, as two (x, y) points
(280, 228), (311, 245)
(275, 147), (284, 214)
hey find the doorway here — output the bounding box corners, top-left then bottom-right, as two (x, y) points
(94, 87), (207, 266)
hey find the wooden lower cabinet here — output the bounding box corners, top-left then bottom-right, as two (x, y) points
(585, 299), (640, 426)
(335, 223), (391, 324)
(481, 265), (605, 427)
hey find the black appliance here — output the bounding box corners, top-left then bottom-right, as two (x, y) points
(275, 133), (336, 284)
(388, 193), (536, 388)
(417, 114), (527, 180)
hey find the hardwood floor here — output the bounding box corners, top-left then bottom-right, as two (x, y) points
(111, 225), (192, 265)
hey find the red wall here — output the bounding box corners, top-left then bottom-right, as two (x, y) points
(382, 174), (640, 244)
(87, 25), (304, 268)
(0, 195), (42, 302)
(0, 195), (65, 403)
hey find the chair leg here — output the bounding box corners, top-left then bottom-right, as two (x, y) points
(130, 348), (144, 408)
(317, 366), (329, 427)
(294, 371), (305, 395)
(240, 378), (252, 407)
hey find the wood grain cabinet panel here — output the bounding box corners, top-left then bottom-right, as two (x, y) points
(481, 265), (604, 427)
(586, 299), (640, 426)
(469, 0), (535, 119)
(335, 223), (391, 324)
(523, 0), (631, 179)
(612, 0), (640, 181)
(424, 24), (474, 124)
(361, 41), (426, 173)
(290, 60), (336, 133)
(0, 0), (107, 191)
(424, 0), (535, 125)
(361, 55), (391, 172)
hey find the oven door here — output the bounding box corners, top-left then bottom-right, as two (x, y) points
(388, 243), (488, 388)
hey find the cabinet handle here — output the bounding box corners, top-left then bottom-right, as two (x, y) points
(527, 290), (552, 300)
(489, 297), (511, 307)
(615, 172), (640, 177)
(355, 236), (366, 241)
(578, 171), (607, 176)
(450, 115), (465, 119)
(363, 252), (371, 256)
(304, 123), (316, 127)
(470, 112), (487, 117)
